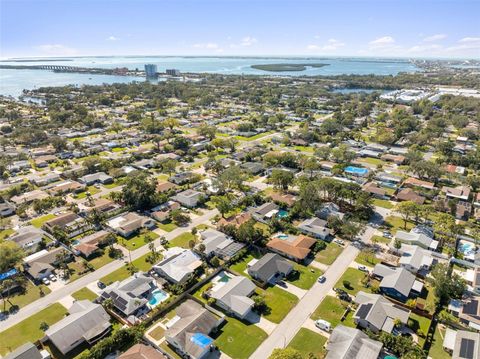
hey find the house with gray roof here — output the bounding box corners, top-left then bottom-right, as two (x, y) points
(165, 300), (222, 359)
(100, 272), (157, 318)
(78, 171), (113, 185)
(198, 229), (245, 259)
(153, 248), (203, 284)
(443, 329), (480, 359)
(372, 264), (424, 302)
(250, 202), (279, 224)
(247, 253), (293, 284)
(326, 325), (383, 359)
(173, 189), (204, 208)
(3, 342), (50, 359)
(316, 202), (345, 220)
(210, 275), (256, 319)
(45, 300), (111, 355)
(353, 291), (410, 333)
(395, 227), (438, 251)
(398, 244), (435, 275)
(298, 217), (331, 240)
(8, 225), (48, 253)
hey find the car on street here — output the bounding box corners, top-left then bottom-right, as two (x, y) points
(318, 275), (326, 283)
(383, 231), (392, 238)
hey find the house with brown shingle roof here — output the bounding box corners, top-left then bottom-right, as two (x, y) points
(217, 212), (252, 229)
(43, 212), (93, 238)
(268, 192), (296, 207)
(267, 233), (316, 262)
(396, 188), (425, 205)
(403, 177), (436, 190)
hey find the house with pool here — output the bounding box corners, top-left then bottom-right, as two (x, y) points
(100, 272), (168, 320)
(344, 165), (369, 177)
(267, 233), (317, 262)
(250, 202), (288, 224)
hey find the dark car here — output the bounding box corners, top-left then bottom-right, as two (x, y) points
(97, 281), (106, 289)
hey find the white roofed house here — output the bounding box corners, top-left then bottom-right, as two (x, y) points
(44, 300), (111, 355)
(397, 244), (435, 276)
(325, 325), (383, 359)
(395, 226), (438, 251)
(173, 189), (204, 208)
(197, 229), (245, 259)
(297, 217), (331, 241)
(153, 248), (203, 284)
(106, 212), (155, 238)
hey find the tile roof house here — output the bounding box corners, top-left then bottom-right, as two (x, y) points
(10, 189), (49, 205)
(43, 212), (93, 239)
(247, 253), (293, 284)
(297, 217), (330, 240)
(217, 212), (252, 229)
(74, 230), (111, 258)
(45, 300), (111, 355)
(153, 248), (203, 284)
(165, 300), (222, 359)
(268, 192), (296, 207)
(443, 185), (471, 201)
(197, 229), (245, 259)
(100, 272), (157, 317)
(78, 198), (120, 216)
(353, 291), (410, 333)
(372, 264), (424, 302)
(210, 275), (256, 319)
(106, 212), (155, 238)
(267, 233), (316, 262)
(119, 344), (167, 359)
(156, 181), (178, 193)
(403, 177), (436, 190)
(46, 180), (85, 195)
(325, 325), (383, 359)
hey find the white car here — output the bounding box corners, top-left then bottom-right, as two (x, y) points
(358, 265), (369, 272)
(315, 319), (331, 332)
(42, 278), (50, 285)
(49, 274), (57, 282)
(334, 239), (345, 246)
(318, 275), (326, 283)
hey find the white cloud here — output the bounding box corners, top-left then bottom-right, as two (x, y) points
(307, 38), (345, 52)
(193, 42), (220, 49)
(107, 36), (118, 41)
(240, 36), (258, 47)
(459, 37), (480, 43)
(407, 44), (443, 53)
(369, 36), (395, 47)
(34, 44), (78, 56)
(423, 34), (446, 42)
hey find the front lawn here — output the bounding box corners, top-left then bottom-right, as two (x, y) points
(385, 216), (414, 234)
(1, 280), (51, 312)
(119, 231), (159, 251)
(30, 213), (56, 228)
(169, 232), (196, 248)
(214, 317), (268, 359)
(158, 220), (178, 232)
(315, 242), (344, 265)
(0, 303), (68, 356)
(286, 263), (322, 290)
(260, 285), (299, 323)
(334, 268), (371, 295)
(311, 295), (355, 328)
(355, 251), (381, 267)
(0, 228), (14, 240)
(371, 235), (391, 245)
(75, 186), (100, 199)
(288, 328), (327, 358)
(72, 287), (98, 301)
(100, 252), (157, 285)
(372, 198), (395, 209)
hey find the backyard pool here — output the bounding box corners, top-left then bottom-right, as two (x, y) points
(344, 166), (369, 176)
(148, 289), (169, 307)
(458, 240), (476, 261)
(278, 209), (289, 218)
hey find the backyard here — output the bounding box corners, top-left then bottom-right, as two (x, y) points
(408, 313), (432, 347)
(288, 328), (327, 358)
(428, 324), (451, 359)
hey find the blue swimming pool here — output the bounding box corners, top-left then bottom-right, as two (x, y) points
(148, 289), (169, 306)
(278, 209), (288, 218)
(191, 333), (213, 348)
(344, 166), (368, 176)
(459, 242), (475, 255)
(276, 234), (289, 240)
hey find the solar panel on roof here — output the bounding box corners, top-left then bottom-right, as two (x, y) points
(460, 338), (475, 359)
(463, 301), (479, 315)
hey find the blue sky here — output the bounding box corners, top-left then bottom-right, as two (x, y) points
(1, 0), (479, 59)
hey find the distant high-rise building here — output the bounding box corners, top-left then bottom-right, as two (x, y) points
(144, 64), (158, 79)
(166, 68), (181, 76)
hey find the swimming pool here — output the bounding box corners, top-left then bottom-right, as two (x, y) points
(278, 209), (288, 218)
(71, 240), (80, 246)
(276, 233), (289, 240)
(344, 166), (369, 176)
(459, 241), (475, 255)
(148, 289), (169, 307)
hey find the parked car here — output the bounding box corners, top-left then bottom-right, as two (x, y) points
(318, 275), (326, 283)
(338, 292), (352, 302)
(383, 231), (392, 238)
(358, 265), (369, 272)
(334, 239), (345, 246)
(97, 281), (106, 289)
(315, 319), (331, 332)
(49, 274), (57, 282)
(42, 278), (50, 285)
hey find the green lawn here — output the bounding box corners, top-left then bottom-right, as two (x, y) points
(103, 181), (121, 189)
(234, 131), (273, 141)
(286, 263), (322, 290)
(229, 252), (262, 277)
(169, 232), (196, 248)
(288, 328), (327, 358)
(158, 221), (178, 232)
(0, 303), (68, 356)
(334, 268), (371, 295)
(315, 242), (344, 265)
(428, 325), (451, 359)
(385, 216), (414, 234)
(260, 285), (299, 323)
(75, 186), (100, 199)
(72, 287), (98, 301)
(100, 252), (157, 285)
(359, 157), (385, 166)
(120, 231), (159, 251)
(371, 235), (392, 245)
(89, 250), (116, 269)
(408, 313), (431, 346)
(355, 251), (381, 267)
(311, 295), (356, 328)
(1, 280), (51, 312)
(30, 213), (56, 228)
(0, 228), (14, 240)
(214, 317), (268, 359)
(372, 198), (395, 209)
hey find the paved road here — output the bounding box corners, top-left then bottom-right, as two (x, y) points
(0, 208), (218, 331)
(250, 225), (375, 359)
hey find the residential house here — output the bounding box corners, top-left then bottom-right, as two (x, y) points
(267, 233), (316, 262)
(24, 248), (72, 281)
(448, 297), (480, 330)
(45, 300), (111, 355)
(398, 244), (435, 275)
(30, 173), (61, 187)
(210, 275), (256, 319)
(250, 202), (279, 223)
(78, 172), (114, 185)
(396, 188), (426, 205)
(119, 344), (166, 359)
(268, 192), (296, 207)
(156, 181), (177, 194)
(78, 198), (120, 217)
(316, 202), (345, 220)
(443, 329), (480, 358)
(353, 291), (410, 333)
(0, 202), (15, 217)
(395, 226), (438, 251)
(46, 180), (85, 195)
(165, 300), (222, 359)
(403, 177), (436, 191)
(43, 212), (93, 238)
(100, 273), (157, 317)
(443, 185), (471, 201)
(153, 248), (203, 284)
(3, 342), (50, 359)
(74, 230), (111, 258)
(106, 212), (155, 238)
(198, 229), (245, 259)
(247, 253), (293, 284)
(173, 189), (203, 208)
(169, 172), (195, 185)
(381, 153), (405, 165)
(9, 225), (48, 252)
(325, 325), (383, 359)
(217, 212), (252, 229)
(151, 201), (181, 222)
(362, 182), (387, 198)
(372, 264), (424, 302)
(298, 217), (330, 241)
(10, 190), (49, 205)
